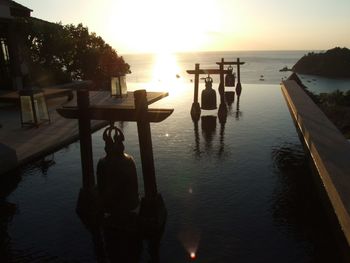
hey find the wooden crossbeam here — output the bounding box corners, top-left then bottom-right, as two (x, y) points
(186, 69), (231, 75)
(57, 107), (173, 123)
(216, 62), (245, 65)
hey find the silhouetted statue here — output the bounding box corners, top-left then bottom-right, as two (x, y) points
(77, 124), (164, 262)
(225, 66), (236, 87)
(97, 125), (139, 214)
(201, 76), (217, 110)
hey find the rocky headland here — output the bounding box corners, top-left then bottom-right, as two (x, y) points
(292, 47), (350, 78)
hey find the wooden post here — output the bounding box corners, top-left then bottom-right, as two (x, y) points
(194, 63), (199, 104)
(237, 58), (241, 83)
(134, 90), (158, 199)
(190, 64), (201, 121)
(218, 58), (227, 121)
(77, 89), (95, 190)
(236, 58), (242, 97)
(219, 58), (225, 104)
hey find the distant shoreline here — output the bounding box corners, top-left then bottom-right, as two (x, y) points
(123, 50), (320, 56)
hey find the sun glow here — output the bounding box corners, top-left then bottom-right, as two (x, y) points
(146, 52), (187, 97)
(151, 53), (180, 83)
(104, 0), (223, 53)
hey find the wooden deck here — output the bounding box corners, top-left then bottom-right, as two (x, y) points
(281, 79), (350, 249)
(0, 88), (73, 104)
(0, 90), (168, 174)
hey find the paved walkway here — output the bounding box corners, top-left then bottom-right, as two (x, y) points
(0, 91), (109, 174)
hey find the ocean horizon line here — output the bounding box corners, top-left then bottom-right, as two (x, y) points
(123, 49), (324, 56)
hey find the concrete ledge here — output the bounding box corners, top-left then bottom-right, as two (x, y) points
(0, 143), (18, 175)
(281, 80), (350, 247)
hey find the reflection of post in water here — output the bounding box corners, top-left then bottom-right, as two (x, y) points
(0, 202), (16, 261)
(0, 170), (21, 262)
(218, 120), (225, 158)
(218, 103), (227, 125)
(193, 120), (201, 157)
(217, 103), (227, 157)
(235, 96), (242, 120)
(31, 154), (56, 176)
(201, 115), (217, 151)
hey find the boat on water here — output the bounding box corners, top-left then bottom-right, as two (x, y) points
(279, 66), (292, 72)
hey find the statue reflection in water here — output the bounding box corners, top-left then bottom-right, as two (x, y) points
(77, 124), (165, 263)
(201, 115), (217, 151)
(225, 89), (242, 120)
(192, 103), (227, 158)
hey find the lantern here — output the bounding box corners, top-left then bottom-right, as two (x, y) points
(97, 125), (139, 213)
(111, 75), (128, 98)
(201, 76), (217, 110)
(19, 89), (50, 127)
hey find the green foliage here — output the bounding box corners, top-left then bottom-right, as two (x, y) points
(318, 90), (350, 107)
(15, 18), (130, 88)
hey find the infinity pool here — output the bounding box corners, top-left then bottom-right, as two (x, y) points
(1, 83), (340, 262)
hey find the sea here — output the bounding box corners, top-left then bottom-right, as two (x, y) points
(123, 50), (350, 93)
(1, 51), (349, 262)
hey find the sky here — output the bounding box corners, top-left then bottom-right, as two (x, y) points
(16, 0), (350, 54)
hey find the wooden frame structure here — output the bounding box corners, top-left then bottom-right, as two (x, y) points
(57, 84), (173, 214)
(186, 58), (245, 121)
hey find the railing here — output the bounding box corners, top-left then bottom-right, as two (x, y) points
(281, 78), (350, 252)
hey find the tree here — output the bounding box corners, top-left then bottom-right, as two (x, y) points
(16, 18), (130, 88)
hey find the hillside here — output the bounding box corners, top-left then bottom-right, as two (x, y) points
(292, 47), (350, 78)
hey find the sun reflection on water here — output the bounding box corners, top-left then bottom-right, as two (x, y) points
(147, 52), (187, 98)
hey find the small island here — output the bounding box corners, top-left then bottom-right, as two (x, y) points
(292, 47), (350, 78)
(279, 66), (292, 72)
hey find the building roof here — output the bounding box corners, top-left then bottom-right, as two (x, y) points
(0, 0), (32, 18)
(10, 0), (32, 17)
